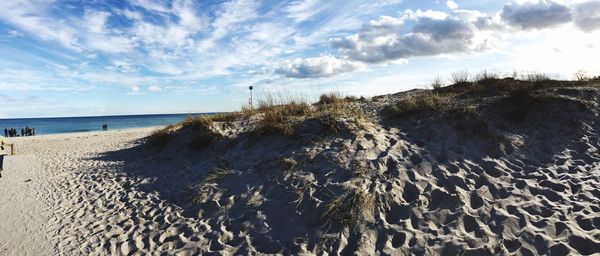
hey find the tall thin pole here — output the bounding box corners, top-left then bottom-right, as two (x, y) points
(249, 86), (254, 109)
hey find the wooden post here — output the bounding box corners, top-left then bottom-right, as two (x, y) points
(4, 143), (14, 155)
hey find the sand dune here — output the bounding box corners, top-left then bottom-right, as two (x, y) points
(1, 79), (600, 255)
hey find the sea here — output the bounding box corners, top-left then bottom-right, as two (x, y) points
(0, 113), (209, 136)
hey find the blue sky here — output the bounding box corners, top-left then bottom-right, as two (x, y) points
(1, 0), (599, 118)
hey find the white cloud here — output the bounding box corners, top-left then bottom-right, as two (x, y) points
(447, 0), (459, 10)
(131, 85), (141, 92)
(572, 1), (600, 32)
(275, 55), (364, 78)
(8, 30), (24, 37)
(84, 11), (111, 34)
(331, 13), (480, 63)
(147, 85), (163, 92)
(88, 36), (136, 53)
(500, 0), (572, 30)
(197, 0), (258, 52)
(0, 1), (80, 50)
(130, 0), (171, 14)
(285, 0), (324, 23)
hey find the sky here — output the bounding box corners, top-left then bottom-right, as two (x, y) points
(1, 0), (599, 118)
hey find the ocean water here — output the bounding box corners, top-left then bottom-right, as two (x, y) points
(0, 113), (209, 136)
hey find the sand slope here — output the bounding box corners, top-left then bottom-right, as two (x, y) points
(1, 80), (600, 255)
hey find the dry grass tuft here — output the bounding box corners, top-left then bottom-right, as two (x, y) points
(318, 92), (344, 105)
(384, 92), (444, 117)
(322, 187), (374, 227)
(255, 105), (301, 137)
(292, 183), (311, 208)
(450, 70), (470, 84)
(474, 70), (498, 83)
(202, 161), (234, 184)
(431, 75), (444, 90)
(281, 157), (297, 170)
(147, 125), (176, 147)
(182, 115), (223, 149)
(525, 72), (549, 82)
(318, 112), (345, 133)
(209, 112), (242, 122)
(253, 93), (315, 136)
(190, 160), (234, 205)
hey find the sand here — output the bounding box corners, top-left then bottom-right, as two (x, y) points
(1, 82), (600, 255)
(0, 128), (198, 255)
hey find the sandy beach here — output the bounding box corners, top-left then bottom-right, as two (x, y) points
(0, 127), (205, 255)
(1, 82), (600, 255)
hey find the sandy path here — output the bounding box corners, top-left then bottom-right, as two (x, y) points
(0, 151), (54, 255)
(0, 128), (205, 255)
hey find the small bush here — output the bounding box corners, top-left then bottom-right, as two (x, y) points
(431, 75), (444, 90)
(474, 70), (498, 83)
(526, 72), (549, 82)
(384, 92), (444, 117)
(318, 92), (359, 105)
(450, 70), (470, 84)
(318, 92), (344, 105)
(574, 70), (589, 81)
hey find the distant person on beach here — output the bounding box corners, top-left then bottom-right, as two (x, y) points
(0, 136), (6, 177)
(4, 128), (7, 137)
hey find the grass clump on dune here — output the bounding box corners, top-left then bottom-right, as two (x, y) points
(254, 96), (313, 136)
(450, 70), (470, 84)
(384, 92), (444, 117)
(317, 92), (358, 105)
(322, 187), (374, 228)
(473, 70), (499, 84)
(431, 75), (444, 90)
(147, 125), (177, 147)
(255, 94), (315, 137)
(182, 115), (223, 150)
